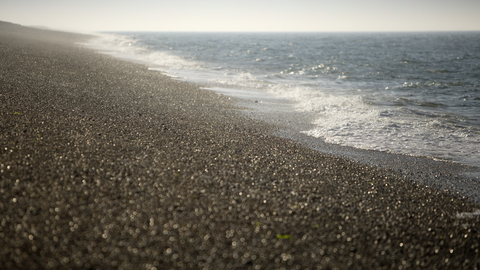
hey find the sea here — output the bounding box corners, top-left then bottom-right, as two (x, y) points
(86, 32), (480, 172)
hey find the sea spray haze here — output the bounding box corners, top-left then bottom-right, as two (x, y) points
(88, 32), (480, 168)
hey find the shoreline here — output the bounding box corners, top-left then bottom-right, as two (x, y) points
(217, 88), (480, 203)
(86, 31), (480, 170)
(215, 88), (480, 203)
(87, 31), (480, 204)
(1, 22), (479, 269)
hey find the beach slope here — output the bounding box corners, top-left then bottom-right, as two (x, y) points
(1, 22), (479, 269)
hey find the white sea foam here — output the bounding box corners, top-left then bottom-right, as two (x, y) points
(87, 33), (203, 76)
(87, 33), (146, 55)
(264, 82), (480, 166)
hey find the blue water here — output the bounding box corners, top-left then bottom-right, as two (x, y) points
(87, 32), (480, 168)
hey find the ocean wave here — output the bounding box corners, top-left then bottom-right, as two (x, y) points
(86, 31), (480, 168)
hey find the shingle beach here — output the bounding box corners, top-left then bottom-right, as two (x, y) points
(1, 22), (479, 269)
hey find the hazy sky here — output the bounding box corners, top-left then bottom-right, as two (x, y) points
(1, 0), (479, 33)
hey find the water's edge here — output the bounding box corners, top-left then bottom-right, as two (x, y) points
(224, 92), (480, 204)
(83, 36), (480, 204)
